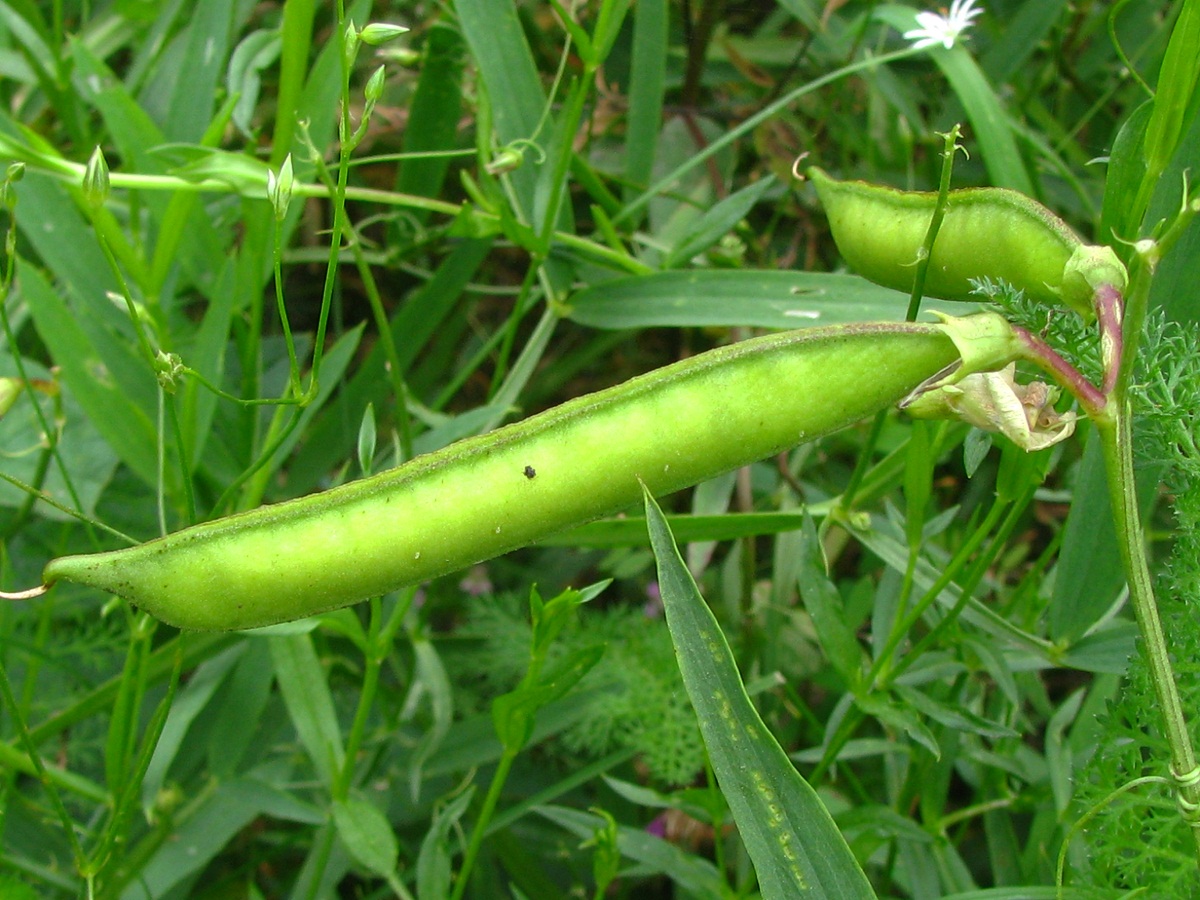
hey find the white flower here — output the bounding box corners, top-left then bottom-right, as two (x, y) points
(904, 0), (984, 50)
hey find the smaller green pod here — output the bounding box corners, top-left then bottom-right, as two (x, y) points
(808, 167), (1087, 314)
(41, 318), (1016, 632)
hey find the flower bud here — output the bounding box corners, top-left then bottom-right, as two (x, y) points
(0, 377), (23, 418)
(1061, 244), (1129, 319)
(359, 22), (409, 45)
(267, 154), (295, 221)
(343, 21), (361, 67)
(83, 146), (110, 209)
(486, 146), (525, 176)
(154, 351), (186, 394)
(364, 65), (386, 105)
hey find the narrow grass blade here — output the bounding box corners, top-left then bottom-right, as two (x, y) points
(161, 0), (240, 143)
(455, 0), (546, 209)
(643, 486), (875, 899)
(624, 0), (667, 210)
(1143, 0), (1200, 182)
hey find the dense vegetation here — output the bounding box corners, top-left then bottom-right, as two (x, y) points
(2, 1), (1199, 897)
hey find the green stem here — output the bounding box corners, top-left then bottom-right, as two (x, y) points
(450, 749), (518, 900)
(1094, 222), (1200, 850)
(12, 152), (653, 275)
(904, 125), (961, 322)
(1097, 406), (1200, 854)
(347, 230), (413, 460)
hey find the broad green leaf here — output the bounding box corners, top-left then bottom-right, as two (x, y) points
(1098, 99), (1151, 253)
(455, 0), (546, 212)
(227, 29), (282, 138)
(0, 356), (117, 519)
(938, 889), (1105, 899)
(1057, 621), (1138, 675)
(205, 638), (276, 777)
(891, 684), (1017, 740)
(566, 269), (964, 330)
(1050, 434), (1157, 643)
(644, 487), (875, 899)
(1147, 99), (1200, 327)
(904, 421), (933, 549)
(855, 692), (940, 759)
(333, 794), (399, 878)
(123, 777), (285, 899)
(157, 0), (241, 143)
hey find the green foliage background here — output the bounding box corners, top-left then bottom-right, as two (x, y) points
(1, 1), (1199, 898)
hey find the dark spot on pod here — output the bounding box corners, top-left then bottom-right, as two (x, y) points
(523, 465), (536, 479)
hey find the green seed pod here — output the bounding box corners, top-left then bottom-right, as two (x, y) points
(808, 167), (1092, 316)
(43, 318), (1010, 631)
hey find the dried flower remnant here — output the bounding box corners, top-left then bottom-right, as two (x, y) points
(904, 363), (1076, 451)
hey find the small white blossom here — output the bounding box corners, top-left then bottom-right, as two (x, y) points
(904, 0), (984, 50)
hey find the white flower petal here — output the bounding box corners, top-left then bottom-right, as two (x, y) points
(913, 10), (948, 29)
(904, 0), (984, 51)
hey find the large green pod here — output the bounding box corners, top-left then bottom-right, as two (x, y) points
(45, 321), (972, 631)
(809, 167), (1084, 310)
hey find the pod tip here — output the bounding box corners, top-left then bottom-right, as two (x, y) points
(1, 583), (49, 601)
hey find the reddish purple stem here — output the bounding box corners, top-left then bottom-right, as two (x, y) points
(1012, 326), (1108, 417)
(1095, 283), (1125, 396)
